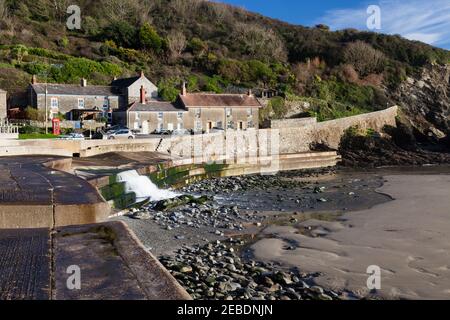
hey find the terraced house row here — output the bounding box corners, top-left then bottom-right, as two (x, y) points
(27, 72), (262, 133)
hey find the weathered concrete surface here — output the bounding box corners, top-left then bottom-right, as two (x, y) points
(0, 222), (190, 300)
(54, 221), (190, 300)
(73, 151), (340, 191)
(0, 228), (51, 300)
(0, 156), (110, 229)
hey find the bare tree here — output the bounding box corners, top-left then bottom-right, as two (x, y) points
(167, 30), (187, 61)
(52, 0), (70, 22)
(343, 41), (385, 76)
(171, 0), (202, 19)
(103, 0), (139, 22)
(0, 0), (8, 20)
(0, 1), (15, 35)
(235, 23), (287, 62)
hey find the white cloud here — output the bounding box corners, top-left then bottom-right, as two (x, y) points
(318, 0), (450, 49)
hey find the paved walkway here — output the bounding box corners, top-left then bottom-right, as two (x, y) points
(0, 156), (110, 229)
(0, 221), (190, 300)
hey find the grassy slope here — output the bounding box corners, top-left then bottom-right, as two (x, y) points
(0, 0), (448, 120)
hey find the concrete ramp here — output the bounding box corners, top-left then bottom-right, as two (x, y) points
(0, 222), (190, 300)
(0, 156), (110, 229)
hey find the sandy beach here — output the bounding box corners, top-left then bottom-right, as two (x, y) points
(251, 174), (450, 299)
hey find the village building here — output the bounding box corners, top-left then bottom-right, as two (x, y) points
(27, 71), (157, 122)
(114, 82), (262, 134)
(27, 72), (262, 133)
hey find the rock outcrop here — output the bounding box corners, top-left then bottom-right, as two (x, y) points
(390, 64), (450, 145)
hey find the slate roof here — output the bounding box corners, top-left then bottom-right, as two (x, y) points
(110, 76), (141, 88)
(127, 100), (186, 112)
(31, 84), (118, 96)
(178, 93), (262, 108)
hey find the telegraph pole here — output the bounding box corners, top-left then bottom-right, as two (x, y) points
(45, 83), (48, 134)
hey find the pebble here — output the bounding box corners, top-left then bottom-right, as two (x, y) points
(159, 240), (338, 301)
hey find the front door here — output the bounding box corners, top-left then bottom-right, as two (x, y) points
(167, 123), (174, 131)
(238, 121), (243, 130)
(142, 121), (149, 134)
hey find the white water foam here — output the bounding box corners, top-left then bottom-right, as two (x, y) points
(116, 170), (179, 202)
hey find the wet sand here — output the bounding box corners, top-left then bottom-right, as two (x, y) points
(251, 174), (450, 299)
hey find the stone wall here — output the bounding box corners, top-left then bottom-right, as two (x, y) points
(278, 106), (398, 153)
(1, 106), (398, 158)
(34, 93), (120, 115)
(161, 106), (398, 157)
(271, 117), (317, 129)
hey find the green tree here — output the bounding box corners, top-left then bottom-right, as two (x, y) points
(139, 23), (163, 52)
(158, 78), (180, 102)
(103, 21), (137, 48)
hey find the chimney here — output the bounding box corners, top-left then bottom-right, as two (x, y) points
(113, 76), (117, 81)
(32, 75), (38, 84)
(181, 81), (187, 96)
(140, 85), (146, 104)
(248, 89), (253, 97)
(81, 78), (87, 87)
(140, 70), (145, 78)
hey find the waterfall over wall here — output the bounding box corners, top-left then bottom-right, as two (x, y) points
(116, 170), (179, 202)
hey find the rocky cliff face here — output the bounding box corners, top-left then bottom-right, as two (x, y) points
(390, 64), (450, 144)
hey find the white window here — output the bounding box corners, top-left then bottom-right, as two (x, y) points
(103, 98), (109, 110)
(177, 112), (184, 120)
(157, 112), (164, 120)
(247, 108), (253, 117)
(177, 123), (183, 130)
(195, 120), (202, 131)
(195, 109), (201, 118)
(226, 108), (232, 117)
(158, 122), (163, 131)
(78, 98), (85, 109)
(50, 98), (59, 109)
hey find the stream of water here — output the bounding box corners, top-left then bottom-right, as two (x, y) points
(116, 170), (179, 202)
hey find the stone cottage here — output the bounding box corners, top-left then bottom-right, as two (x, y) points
(27, 71), (157, 122)
(113, 82), (262, 134)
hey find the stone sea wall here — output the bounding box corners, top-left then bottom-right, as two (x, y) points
(0, 106), (398, 158)
(162, 106), (398, 156)
(279, 106), (398, 153)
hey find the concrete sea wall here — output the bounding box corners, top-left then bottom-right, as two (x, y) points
(0, 106), (398, 158)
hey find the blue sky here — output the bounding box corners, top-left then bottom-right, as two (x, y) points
(217, 0), (450, 50)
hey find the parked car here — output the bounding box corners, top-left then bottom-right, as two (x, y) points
(210, 127), (225, 133)
(57, 133), (85, 140)
(172, 129), (189, 136)
(105, 125), (128, 133)
(152, 129), (172, 135)
(107, 129), (135, 140)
